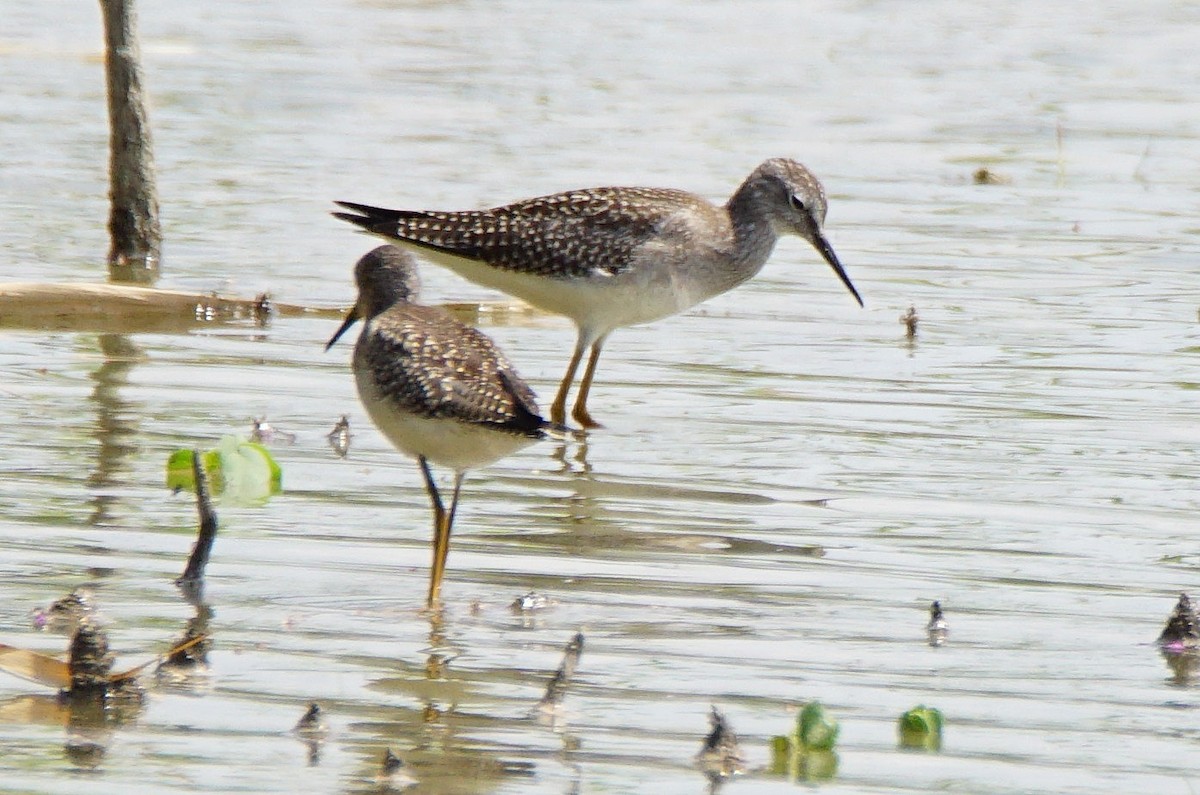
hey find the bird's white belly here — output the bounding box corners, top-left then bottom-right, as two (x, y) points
(408, 247), (703, 333)
(355, 371), (537, 471)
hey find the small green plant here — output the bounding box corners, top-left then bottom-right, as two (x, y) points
(898, 705), (943, 751)
(796, 701), (839, 750)
(167, 435), (282, 504)
(769, 701), (839, 782)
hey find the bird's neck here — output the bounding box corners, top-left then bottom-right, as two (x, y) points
(723, 186), (780, 283)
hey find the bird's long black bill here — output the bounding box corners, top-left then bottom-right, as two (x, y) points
(325, 307), (361, 351)
(814, 233), (864, 307)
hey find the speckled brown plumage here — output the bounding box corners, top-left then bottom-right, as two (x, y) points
(326, 245), (549, 606)
(334, 159), (862, 429)
(361, 301), (544, 436)
(336, 188), (708, 279)
(329, 244), (545, 438)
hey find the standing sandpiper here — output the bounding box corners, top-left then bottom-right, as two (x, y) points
(326, 245), (551, 606)
(334, 158), (863, 429)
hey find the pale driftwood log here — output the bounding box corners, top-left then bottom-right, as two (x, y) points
(100, 0), (161, 283)
(0, 283), (321, 333)
(0, 282), (539, 335)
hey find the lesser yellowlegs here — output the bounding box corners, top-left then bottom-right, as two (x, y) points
(326, 245), (550, 606)
(333, 158), (863, 429)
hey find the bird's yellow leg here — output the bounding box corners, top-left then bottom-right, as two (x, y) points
(550, 336), (588, 426)
(571, 337), (607, 429)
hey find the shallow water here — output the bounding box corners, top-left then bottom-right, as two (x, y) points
(2, 0), (1200, 792)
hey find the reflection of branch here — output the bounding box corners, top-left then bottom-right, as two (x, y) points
(177, 451), (218, 590)
(86, 334), (141, 528)
(162, 605), (213, 669)
(155, 589), (214, 693)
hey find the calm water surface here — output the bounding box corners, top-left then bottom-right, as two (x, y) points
(2, 1), (1199, 793)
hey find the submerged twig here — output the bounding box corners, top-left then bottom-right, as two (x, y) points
(900, 306), (918, 341)
(971, 167), (1009, 186)
(0, 620), (205, 696)
(537, 632), (584, 714)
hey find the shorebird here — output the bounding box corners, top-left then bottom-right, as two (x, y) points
(333, 158), (863, 429)
(326, 245), (551, 606)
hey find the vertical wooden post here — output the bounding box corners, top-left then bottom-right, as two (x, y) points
(100, 0), (161, 283)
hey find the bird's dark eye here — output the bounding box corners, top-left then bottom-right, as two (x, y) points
(788, 194), (806, 212)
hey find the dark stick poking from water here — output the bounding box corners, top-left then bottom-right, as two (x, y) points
(1158, 593), (1200, 684)
(927, 600), (948, 647)
(377, 748), (417, 790)
(537, 632), (584, 716)
(901, 305), (919, 341)
(696, 706), (745, 785)
(1158, 593), (1200, 653)
(177, 450), (218, 595)
(67, 623), (123, 695)
(293, 702), (329, 766)
(326, 414), (352, 458)
(99, 0), (161, 282)
(294, 702), (329, 737)
(59, 622), (146, 768)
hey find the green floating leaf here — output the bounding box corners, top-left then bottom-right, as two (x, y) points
(166, 448), (219, 491)
(798, 701), (839, 751)
(898, 705), (943, 751)
(166, 435), (282, 505)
